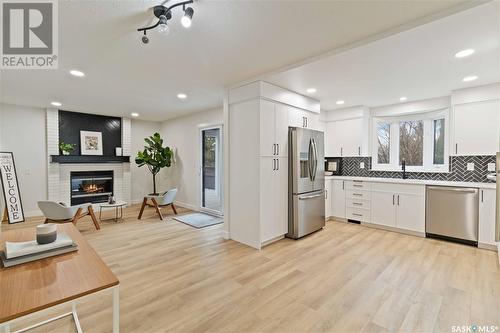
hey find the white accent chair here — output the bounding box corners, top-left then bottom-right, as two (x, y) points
(138, 188), (178, 220)
(37, 201), (100, 230)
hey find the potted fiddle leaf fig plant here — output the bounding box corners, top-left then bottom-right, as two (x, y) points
(59, 142), (76, 155)
(135, 132), (173, 195)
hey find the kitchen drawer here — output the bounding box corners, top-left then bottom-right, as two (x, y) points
(346, 190), (371, 200)
(346, 207), (370, 223)
(346, 180), (372, 191)
(346, 198), (371, 210)
(371, 182), (425, 196)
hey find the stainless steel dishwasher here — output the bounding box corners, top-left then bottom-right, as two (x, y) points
(426, 186), (479, 246)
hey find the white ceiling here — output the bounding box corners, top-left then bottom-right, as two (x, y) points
(266, 1), (500, 111)
(0, 0), (480, 121)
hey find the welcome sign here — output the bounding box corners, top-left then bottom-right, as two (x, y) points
(0, 152), (24, 223)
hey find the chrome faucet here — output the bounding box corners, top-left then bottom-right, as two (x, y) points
(402, 159), (407, 179)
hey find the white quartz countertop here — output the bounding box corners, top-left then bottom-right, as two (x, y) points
(324, 175), (496, 189)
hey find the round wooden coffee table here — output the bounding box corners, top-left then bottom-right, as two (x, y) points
(99, 201), (127, 222)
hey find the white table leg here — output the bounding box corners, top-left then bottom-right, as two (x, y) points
(1, 323), (11, 333)
(72, 302), (83, 333)
(112, 286), (119, 333)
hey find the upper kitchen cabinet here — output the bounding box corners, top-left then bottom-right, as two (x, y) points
(451, 84), (500, 156)
(323, 107), (370, 157)
(287, 105), (322, 131)
(260, 100), (289, 157)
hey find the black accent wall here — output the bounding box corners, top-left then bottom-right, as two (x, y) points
(59, 110), (122, 156)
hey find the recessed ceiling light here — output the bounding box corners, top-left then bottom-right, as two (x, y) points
(177, 93), (187, 99)
(306, 88), (317, 94)
(400, 97), (407, 101)
(462, 75), (478, 82)
(51, 101), (62, 107)
(336, 100), (345, 105)
(131, 113), (139, 117)
(455, 49), (475, 58)
(70, 69), (85, 77)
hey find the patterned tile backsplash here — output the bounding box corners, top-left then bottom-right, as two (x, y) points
(328, 155), (496, 183)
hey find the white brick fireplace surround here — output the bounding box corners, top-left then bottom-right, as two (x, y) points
(46, 109), (131, 205)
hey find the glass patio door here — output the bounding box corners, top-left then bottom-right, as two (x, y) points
(201, 127), (222, 214)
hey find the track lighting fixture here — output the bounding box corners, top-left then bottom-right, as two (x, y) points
(181, 6), (194, 28)
(138, 0), (194, 43)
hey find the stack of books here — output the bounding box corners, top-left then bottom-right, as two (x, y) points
(0, 233), (78, 267)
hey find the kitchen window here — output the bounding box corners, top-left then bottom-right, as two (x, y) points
(372, 109), (449, 172)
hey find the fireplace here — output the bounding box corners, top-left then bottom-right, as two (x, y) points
(70, 171), (113, 205)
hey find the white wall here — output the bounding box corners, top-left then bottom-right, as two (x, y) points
(130, 119), (160, 202)
(0, 103), (48, 216)
(159, 108), (223, 210)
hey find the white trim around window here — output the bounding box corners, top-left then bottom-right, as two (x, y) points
(371, 108), (450, 173)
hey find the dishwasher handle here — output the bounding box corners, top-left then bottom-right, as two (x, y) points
(427, 186), (477, 194)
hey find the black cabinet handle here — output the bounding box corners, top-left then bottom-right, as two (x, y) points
(455, 143), (458, 154)
(277, 144), (279, 155)
(392, 194), (395, 205)
(481, 190), (484, 202)
(342, 181), (345, 190)
(277, 159), (279, 170)
(341, 147), (343, 156)
(325, 190), (328, 199)
(397, 195), (400, 206)
(358, 146), (361, 156)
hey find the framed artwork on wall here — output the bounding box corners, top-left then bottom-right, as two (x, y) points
(80, 131), (103, 155)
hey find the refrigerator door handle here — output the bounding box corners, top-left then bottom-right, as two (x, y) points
(299, 191), (325, 200)
(312, 138), (317, 180)
(308, 138), (314, 181)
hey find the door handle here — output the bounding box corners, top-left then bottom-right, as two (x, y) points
(299, 191), (325, 200)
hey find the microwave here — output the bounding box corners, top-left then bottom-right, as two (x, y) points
(325, 157), (342, 175)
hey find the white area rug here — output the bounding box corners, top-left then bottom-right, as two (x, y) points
(173, 213), (223, 229)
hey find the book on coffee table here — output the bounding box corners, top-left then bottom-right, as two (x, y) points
(4, 233), (74, 259)
(0, 244), (78, 267)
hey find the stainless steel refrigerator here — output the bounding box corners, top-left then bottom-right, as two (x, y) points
(287, 127), (325, 239)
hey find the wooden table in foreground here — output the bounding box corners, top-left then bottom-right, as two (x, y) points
(0, 224), (119, 333)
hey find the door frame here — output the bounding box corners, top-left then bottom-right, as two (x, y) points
(199, 125), (224, 216)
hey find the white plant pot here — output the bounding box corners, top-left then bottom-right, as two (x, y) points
(62, 151), (70, 156)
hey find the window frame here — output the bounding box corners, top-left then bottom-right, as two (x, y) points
(371, 109), (449, 173)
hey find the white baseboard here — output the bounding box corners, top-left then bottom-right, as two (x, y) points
(173, 201), (199, 211)
(24, 209), (43, 218)
(221, 230), (229, 240)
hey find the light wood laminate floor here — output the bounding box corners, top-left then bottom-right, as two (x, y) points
(2, 204), (500, 333)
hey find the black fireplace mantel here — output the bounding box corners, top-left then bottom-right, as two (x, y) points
(51, 155), (130, 164)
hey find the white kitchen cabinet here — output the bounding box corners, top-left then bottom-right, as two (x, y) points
(479, 188), (497, 247)
(453, 100), (500, 156)
(260, 157), (288, 243)
(331, 179), (346, 219)
(371, 191), (396, 228)
(370, 183), (425, 233)
(229, 81), (319, 249)
(260, 100), (288, 157)
(325, 179), (332, 218)
(288, 105), (322, 131)
(325, 117), (365, 157)
(396, 193), (425, 233)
